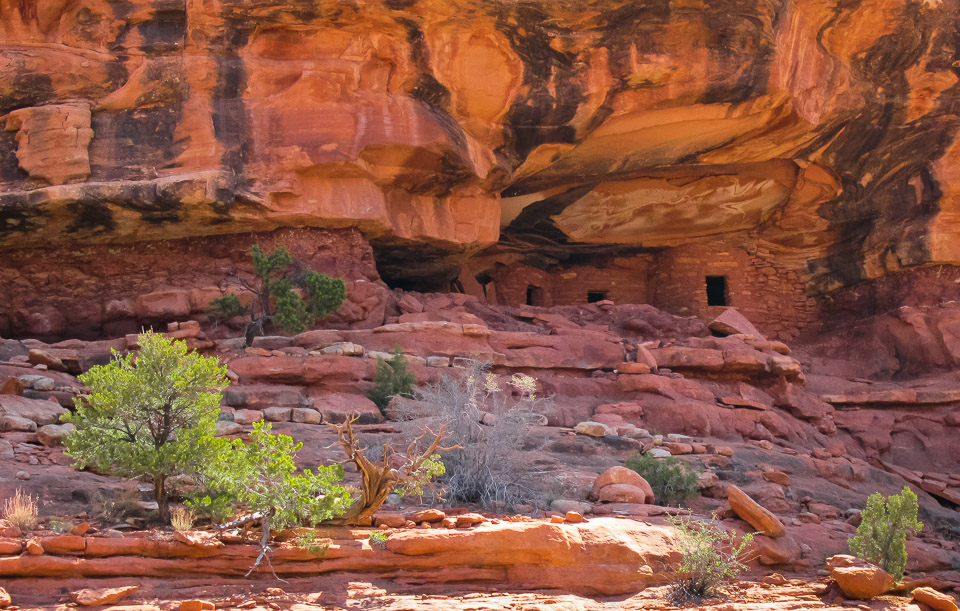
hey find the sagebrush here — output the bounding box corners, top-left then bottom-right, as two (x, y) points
(396, 360), (549, 509)
(848, 486), (922, 582)
(625, 452), (700, 506)
(668, 515), (754, 603)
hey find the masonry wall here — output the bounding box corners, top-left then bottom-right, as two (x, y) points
(649, 236), (818, 340)
(491, 256), (652, 308)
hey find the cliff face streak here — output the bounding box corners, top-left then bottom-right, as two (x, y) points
(1, 0), (960, 338)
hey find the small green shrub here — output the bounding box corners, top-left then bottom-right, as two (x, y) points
(368, 347), (415, 414)
(668, 515), (754, 603)
(48, 517), (76, 534)
(395, 454), (445, 498)
(848, 486), (923, 582)
(368, 530), (389, 551)
(625, 452), (700, 506)
(294, 530), (330, 556)
(184, 492), (234, 524)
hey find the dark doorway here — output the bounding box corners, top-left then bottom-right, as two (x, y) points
(526, 285), (544, 306)
(587, 290), (607, 303)
(706, 276), (728, 306)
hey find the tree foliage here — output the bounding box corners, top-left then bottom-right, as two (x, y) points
(197, 421), (352, 575)
(368, 347), (415, 414)
(208, 244), (347, 342)
(64, 331), (229, 524)
(848, 486), (923, 582)
(625, 452), (700, 506)
(668, 516), (755, 603)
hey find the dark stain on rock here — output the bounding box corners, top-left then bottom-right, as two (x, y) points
(809, 2), (960, 293)
(65, 202), (116, 235)
(212, 15), (252, 177)
(0, 130), (26, 184)
(137, 59), (187, 108)
(89, 108), (179, 181)
(0, 71), (54, 114)
(496, 2), (585, 160)
(133, 7), (186, 54)
(594, 0), (671, 84)
(103, 0), (133, 110)
(397, 17), (452, 110)
(384, 0), (417, 10)
(696, 0), (780, 104)
(0, 205), (38, 237)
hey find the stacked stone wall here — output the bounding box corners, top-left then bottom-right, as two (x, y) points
(649, 238), (818, 340)
(491, 257), (652, 308)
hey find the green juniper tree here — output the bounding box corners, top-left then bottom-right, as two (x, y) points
(64, 331), (229, 524)
(848, 486), (923, 582)
(209, 244), (346, 344)
(195, 421), (352, 575)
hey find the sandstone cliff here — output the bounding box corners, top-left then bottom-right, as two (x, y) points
(2, 0), (959, 339)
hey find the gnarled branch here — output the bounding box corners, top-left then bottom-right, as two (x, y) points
(327, 416), (458, 525)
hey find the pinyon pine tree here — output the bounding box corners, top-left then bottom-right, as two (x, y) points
(848, 486), (923, 582)
(64, 331), (229, 524)
(208, 244), (346, 343)
(198, 421), (352, 574)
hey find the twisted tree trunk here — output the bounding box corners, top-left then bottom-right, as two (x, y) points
(328, 418), (455, 526)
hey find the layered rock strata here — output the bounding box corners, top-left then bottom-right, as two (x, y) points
(0, 519), (678, 595)
(2, 0), (959, 336)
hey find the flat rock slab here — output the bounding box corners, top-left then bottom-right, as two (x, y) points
(0, 519), (677, 596)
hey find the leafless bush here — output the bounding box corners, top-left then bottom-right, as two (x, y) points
(395, 360), (551, 510)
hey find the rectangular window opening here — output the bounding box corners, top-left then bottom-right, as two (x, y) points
(526, 285), (544, 307)
(706, 276), (728, 306)
(587, 290), (607, 303)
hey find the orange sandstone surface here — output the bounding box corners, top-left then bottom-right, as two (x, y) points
(1, 0), (960, 341)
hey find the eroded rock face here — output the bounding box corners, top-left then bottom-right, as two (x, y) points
(1, 0), (958, 309)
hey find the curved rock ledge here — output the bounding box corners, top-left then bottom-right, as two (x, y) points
(0, 518), (678, 596)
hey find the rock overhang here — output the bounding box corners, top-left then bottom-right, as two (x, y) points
(0, 0), (958, 300)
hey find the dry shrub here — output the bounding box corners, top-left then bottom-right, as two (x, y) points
(2, 488), (38, 530)
(396, 360), (550, 509)
(170, 505), (196, 531)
